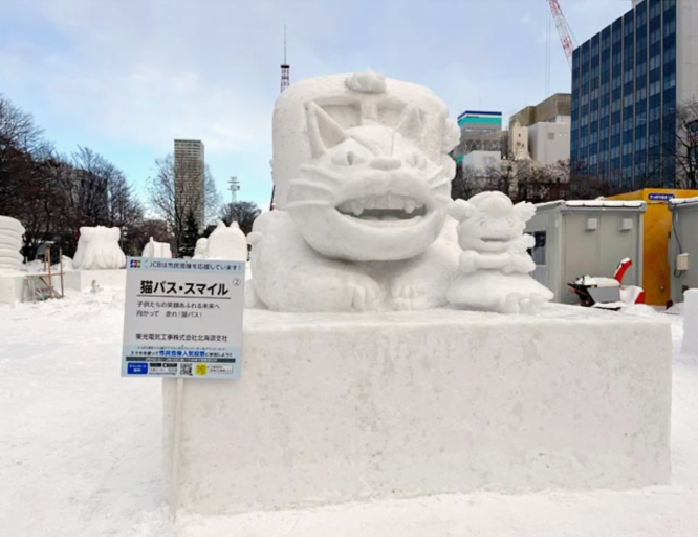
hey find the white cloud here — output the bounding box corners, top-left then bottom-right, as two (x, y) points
(0, 0), (349, 157)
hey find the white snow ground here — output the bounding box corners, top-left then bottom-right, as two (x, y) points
(1, 292), (697, 536)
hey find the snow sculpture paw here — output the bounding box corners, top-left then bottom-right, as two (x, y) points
(390, 278), (443, 311)
(348, 274), (383, 311)
(500, 291), (549, 314)
(458, 251), (478, 274)
(295, 271), (382, 312)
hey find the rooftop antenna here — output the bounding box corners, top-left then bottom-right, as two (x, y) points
(228, 175), (240, 222)
(280, 24), (290, 93)
(271, 25), (290, 210)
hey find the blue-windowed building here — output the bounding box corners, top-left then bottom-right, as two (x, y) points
(571, 0), (698, 189)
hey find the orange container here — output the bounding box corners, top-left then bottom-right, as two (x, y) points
(608, 188), (698, 306)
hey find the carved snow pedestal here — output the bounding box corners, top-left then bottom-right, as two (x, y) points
(163, 308), (672, 516)
(65, 226), (127, 292)
(162, 70), (673, 516)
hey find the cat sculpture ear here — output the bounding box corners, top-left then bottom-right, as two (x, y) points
(513, 201), (536, 223)
(449, 199), (476, 221)
(394, 103), (422, 141)
(307, 102), (349, 158)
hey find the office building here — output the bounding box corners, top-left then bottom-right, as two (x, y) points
(529, 120), (571, 166)
(511, 93), (571, 127)
(510, 94), (571, 166)
(174, 139), (205, 229)
(462, 150), (502, 174)
(570, 0), (698, 189)
(508, 119), (530, 161)
(452, 110), (503, 166)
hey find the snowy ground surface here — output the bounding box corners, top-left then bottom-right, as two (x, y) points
(1, 291), (697, 536)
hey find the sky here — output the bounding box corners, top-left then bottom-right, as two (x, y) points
(0, 0), (633, 211)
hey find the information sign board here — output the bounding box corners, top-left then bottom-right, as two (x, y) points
(121, 257), (244, 379)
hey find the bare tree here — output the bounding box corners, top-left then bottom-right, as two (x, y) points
(219, 201), (261, 235)
(632, 146), (666, 190)
(70, 146), (118, 227)
(674, 99), (698, 189)
(13, 153), (55, 259)
(519, 159), (571, 202)
(0, 94), (45, 155)
(147, 153), (220, 253)
(107, 171), (143, 229)
(0, 95), (143, 258)
(569, 165), (624, 199)
(484, 157), (532, 200)
(0, 95), (48, 216)
(451, 163), (491, 201)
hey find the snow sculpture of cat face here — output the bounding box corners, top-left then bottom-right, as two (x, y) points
(274, 70), (460, 261)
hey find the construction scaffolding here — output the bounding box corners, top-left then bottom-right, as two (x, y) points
(23, 247), (65, 303)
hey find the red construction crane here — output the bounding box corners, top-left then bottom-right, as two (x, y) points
(547, 0), (576, 69)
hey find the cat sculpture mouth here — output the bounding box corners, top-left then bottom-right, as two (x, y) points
(335, 193), (429, 226)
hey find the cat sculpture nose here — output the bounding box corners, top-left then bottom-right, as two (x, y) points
(370, 157), (402, 171)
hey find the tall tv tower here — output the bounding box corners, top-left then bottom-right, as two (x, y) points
(271, 25), (289, 210)
(280, 25), (290, 93)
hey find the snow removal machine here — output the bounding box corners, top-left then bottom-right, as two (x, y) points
(568, 258), (646, 311)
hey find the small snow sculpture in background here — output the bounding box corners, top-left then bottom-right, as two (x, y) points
(0, 216), (24, 273)
(193, 238), (209, 259)
(72, 227), (126, 270)
(447, 191), (553, 314)
(142, 238), (172, 258)
(196, 222), (247, 261)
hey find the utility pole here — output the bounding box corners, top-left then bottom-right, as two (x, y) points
(228, 175), (240, 223)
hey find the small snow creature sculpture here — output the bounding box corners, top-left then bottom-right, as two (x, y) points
(72, 226), (126, 270)
(206, 221), (247, 261)
(247, 69), (462, 312)
(447, 191), (553, 314)
(142, 238), (172, 258)
(193, 238), (209, 259)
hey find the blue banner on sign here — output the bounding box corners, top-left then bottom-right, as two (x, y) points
(128, 363), (149, 375)
(648, 193), (675, 201)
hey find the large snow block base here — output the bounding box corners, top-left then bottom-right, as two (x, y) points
(64, 269), (126, 292)
(0, 273), (25, 305)
(162, 306), (672, 516)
